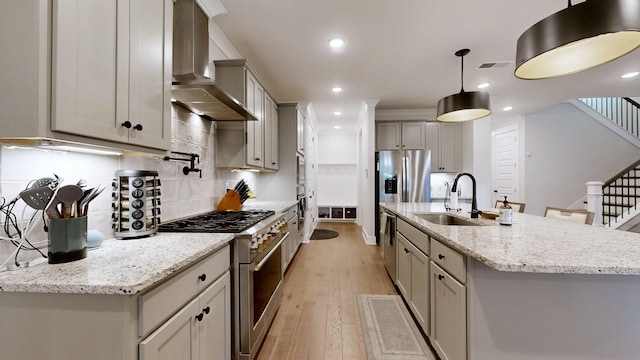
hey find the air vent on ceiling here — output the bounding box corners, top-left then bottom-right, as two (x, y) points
(478, 61), (512, 69)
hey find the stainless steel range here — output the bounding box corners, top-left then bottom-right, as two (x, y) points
(158, 209), (288, 360)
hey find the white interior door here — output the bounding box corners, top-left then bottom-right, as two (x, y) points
(492, 125), (520, 205)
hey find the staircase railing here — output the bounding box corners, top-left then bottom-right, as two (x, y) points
(602, 158), (640, 226)
(579, 97), (640, 139)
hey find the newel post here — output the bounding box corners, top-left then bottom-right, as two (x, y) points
(586, 181), (603, 226)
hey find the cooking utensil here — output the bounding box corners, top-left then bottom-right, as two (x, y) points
(79, 185), (105, 217)
(19, 186), (54, 210)
(28, 176), (58, 190)
(56, 185), (83, 218)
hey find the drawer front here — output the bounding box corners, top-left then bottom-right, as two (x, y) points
(139, 245), (230, 337)
(431, 239), (466, 283)
(286, 205), (298, 221)
(397, 218), (430, 256)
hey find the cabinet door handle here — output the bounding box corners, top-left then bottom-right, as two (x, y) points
(438, 254), (445, 260)
(133, 123), (143, 131)
(438, 274), (445, 280)
(121, 121), (132, 129)
(199, 274), (207, 282)
(255, 157), (261, 161)
(404, 248), (410, 253)
(203, 306), (210, 315)
(195, 313), (204, 321)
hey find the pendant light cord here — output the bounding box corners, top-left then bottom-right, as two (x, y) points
(460, 53), (465, 92)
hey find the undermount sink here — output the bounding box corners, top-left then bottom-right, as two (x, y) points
(413, 213), (481, 226)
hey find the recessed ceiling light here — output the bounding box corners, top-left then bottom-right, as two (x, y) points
(621, 71), (639, 79)
(333, 111), (342, 116)
(503, 106), (513, 111)
(477, 82), (490, 89)
(332, 87), (343, 93)
(328, 37), (345, 48)
(334, 125), (341, 129)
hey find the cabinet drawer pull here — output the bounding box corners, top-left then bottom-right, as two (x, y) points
(133, 123), (143, 131)
(199, 274), (207, 282)
(438, 274), (445, 280)
(255, 157), (261, 161)
(438, 254), (445, 260)
(195, 313), (204, 321)
(203, 306), (210, 314)
(404, 248), (410, 253)
(121, 121), (132, 129)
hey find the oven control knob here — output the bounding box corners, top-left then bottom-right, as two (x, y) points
(257, 235), (265, 251)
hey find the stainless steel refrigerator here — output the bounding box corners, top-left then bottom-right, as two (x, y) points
(375, 150), (431, 280)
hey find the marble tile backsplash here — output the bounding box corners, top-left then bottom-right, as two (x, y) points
(0, 104), (255, 267)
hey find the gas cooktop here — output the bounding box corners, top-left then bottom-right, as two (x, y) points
(158, 210), (275, 233)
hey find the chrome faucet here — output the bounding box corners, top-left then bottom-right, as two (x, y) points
(451, 172), (480, 218)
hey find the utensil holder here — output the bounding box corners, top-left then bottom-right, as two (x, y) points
(48, 216), (88, 264)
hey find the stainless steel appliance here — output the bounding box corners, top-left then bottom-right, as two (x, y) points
(296, 155), (305, 186)
(380, 210), (397, 281)
(158, 209), (288, 360)
(297, 154), (305, 235)
(171, 0), (255, 121)
(375, 150), (431, 276)
(112, 170), (161, 239)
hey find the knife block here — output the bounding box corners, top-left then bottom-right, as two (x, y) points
(217, 190), (243, 211)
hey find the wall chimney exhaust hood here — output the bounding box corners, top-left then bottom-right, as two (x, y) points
(172, 0), (256, 120)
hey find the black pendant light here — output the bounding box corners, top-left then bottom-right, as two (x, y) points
(515, 0), (640, 80)
(436, 49), (491, 122)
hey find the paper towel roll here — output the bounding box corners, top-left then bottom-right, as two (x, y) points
(450, 191), (459, 209)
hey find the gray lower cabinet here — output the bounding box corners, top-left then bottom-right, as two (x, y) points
(282, 204), (301, 273)
(396, 219), (430, 335)
(0, 245), (231, 360)
(396, 217), (467, 360)
(430, 237), (467, 360)
(139, 272), (231, 360)
(430, 262), (466, 360)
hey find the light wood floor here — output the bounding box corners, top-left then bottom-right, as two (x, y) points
(256, 222), (398, 360)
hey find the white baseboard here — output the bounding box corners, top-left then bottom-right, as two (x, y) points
(361, 227), (377, 245)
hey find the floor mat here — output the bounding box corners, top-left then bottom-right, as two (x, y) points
(310, 229), (339, 240)
(357, 294), (436, 360)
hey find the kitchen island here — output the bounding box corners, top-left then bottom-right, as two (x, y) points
(0, 232), (233, 359)
(382, 202), (640, 360)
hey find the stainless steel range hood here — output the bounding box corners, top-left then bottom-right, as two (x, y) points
(172, 0), (256, 120)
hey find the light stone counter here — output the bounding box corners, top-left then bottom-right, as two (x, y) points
(381, 202), (640, 275)
(243, 200), (298, 214)
(0, 232), (233, 294)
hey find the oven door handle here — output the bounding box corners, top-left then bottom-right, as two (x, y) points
(251, 232), (289, 272)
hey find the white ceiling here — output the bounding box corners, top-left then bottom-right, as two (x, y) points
(213, 0), (640, 133)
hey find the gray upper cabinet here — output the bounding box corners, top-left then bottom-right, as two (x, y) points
(264, 95), (279, 170)
(425, 123), (460, 173)
(215, 59), (279, 171)
(296, 107), (305, 155)
(1, 0), (172, 153)
(376, 122), (426, 150)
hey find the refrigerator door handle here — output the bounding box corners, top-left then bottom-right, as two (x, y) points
(402, 156), (408, 202)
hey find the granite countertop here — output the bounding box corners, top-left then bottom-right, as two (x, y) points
(381, 202), (640, 275)
(0, 233), (233, 295)
(243, 200), (298, 214)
